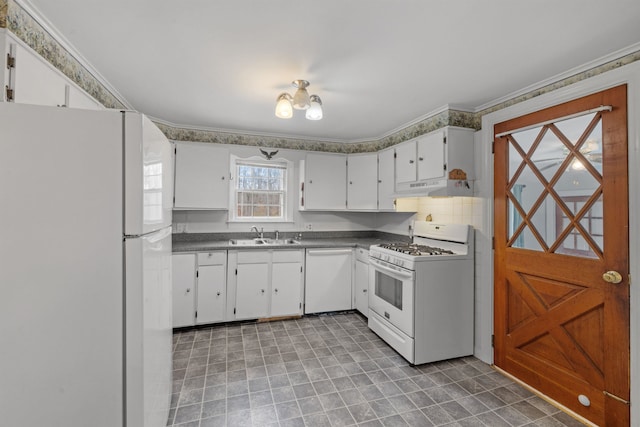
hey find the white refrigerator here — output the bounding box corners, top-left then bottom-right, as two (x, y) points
(0, 103), (173, 427)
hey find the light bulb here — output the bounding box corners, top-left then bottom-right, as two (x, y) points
(292, 80), (311, 110)
(275, 93), (293, 119)
(306, 95), (323, 120)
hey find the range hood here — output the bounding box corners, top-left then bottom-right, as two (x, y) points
(395, 177), (474, 197)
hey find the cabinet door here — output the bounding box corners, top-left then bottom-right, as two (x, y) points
(174, 143), (229, 209)
(354, 258), (369, 316)
(347, 153), (378, 210)
(377, 149), (395, 211)
(305, 249), (352, 314)
(417, 130), (446, 181)
(394, 140), (417, 184)
(271, 262), (303, 316)
(304, 153), (347, 210)
(11, 44), (67, 107)
(235, 262), (269, 319)
(172, 254), (196, 327)
(197, 264), (226, 324)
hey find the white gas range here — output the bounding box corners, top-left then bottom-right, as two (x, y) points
(368, 222), (474, 365)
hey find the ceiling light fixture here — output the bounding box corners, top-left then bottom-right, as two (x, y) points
(275, 80), (323, 120)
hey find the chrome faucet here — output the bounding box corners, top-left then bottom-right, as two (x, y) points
(250, 226), (264, 239)
(275, 230), (280, 240)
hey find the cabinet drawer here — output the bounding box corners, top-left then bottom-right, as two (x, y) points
(272, 250), (303, 263)
(198, 251), (226, 266)
(355, 248), (369, 263)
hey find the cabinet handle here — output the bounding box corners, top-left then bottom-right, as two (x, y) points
(309, 180), (313, 184)
(409, 160), (414, 164)
(418, 157), (424, 161)
(349, 181), (353, 185)
(363, 289), (368, 293)
(186, 288), (191, 293)
(378, 180), (382, 183)
(216, 291), (221, 296)
(274, 288), (278, 293)
(261, 289), (265, 294)
(221, 176), (225, 180)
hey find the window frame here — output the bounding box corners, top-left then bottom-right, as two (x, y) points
(228, 154), (294, 223)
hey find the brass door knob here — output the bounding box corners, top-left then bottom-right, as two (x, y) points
(602, 271), (623, 284)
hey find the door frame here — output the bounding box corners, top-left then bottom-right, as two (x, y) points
(476, 60), (640, 424)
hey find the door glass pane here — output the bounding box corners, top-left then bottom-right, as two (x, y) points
(554, 113), (596, 146)
(553, 162), (600, 216)
(530, 128), (567, 182)
(529, 193), (559, 249)
(509, 141), (525, 181)
(556, 228), (598, 259)
(508, 197), (523, 242)
(512, 164), (544, 214)
(580, 119), (603, 174)
(511, 224), (543, 251)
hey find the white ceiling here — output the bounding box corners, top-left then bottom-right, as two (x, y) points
(24, 0), (640, 142)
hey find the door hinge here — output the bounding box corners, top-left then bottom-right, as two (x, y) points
(235, 268), (238, 275)
(300, 266), (303, 273)
(443, 163), (447, 171)
(5, 85), (14, 101)
(492, 237), (495, 250)
(491, 334), (495, 347)
(195, 310), (197, 318)
(443, 136), (447, 144)
(6, 53), (15, 69)
(299, 302), (302, 309)
(196, 270), (199, 278)
(394, 152), (397, 159)
(233, 308), (236, 315)
(492, 141), (495, 154)
(174, 146), (177, 155)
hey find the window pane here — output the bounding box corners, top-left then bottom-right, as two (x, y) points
(234, 161), (287, 220)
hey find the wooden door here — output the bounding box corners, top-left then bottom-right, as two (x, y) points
(494, 85), (629, 426)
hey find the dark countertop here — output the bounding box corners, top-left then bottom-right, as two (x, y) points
(172, 231), (410, 253)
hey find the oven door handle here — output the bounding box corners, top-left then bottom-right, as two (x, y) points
(369, 258), (414, 279)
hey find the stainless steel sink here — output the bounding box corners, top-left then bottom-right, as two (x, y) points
(228, 238), (300, 246)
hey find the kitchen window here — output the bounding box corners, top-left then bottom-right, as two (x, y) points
(229, 156), (293, 222)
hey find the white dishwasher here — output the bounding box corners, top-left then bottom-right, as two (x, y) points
(304, 248), (353, 314)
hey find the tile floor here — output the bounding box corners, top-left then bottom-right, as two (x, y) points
(168, 312), (584, 427)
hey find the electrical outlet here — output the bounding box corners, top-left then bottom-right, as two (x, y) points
(305, 223), (313, 230)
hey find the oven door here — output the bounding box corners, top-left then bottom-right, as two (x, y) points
(368, 257), (414, 337)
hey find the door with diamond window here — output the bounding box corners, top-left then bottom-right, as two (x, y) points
(494, 85), (629, 426)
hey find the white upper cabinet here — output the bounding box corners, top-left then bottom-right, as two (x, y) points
(347, 153), (378, 210)
(417, 130), (446, 181)
(174, 142), (229, 209)
(377, 148), (396, 211)
(301, 152), (347, 210)
(395, 126), (475, 195)
(3, 37), (101, 109)
(394, 140), (418, 184)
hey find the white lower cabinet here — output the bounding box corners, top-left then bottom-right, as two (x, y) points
(228, 250), (304, 321)
(172, 253), (196, 328)
(196, 252), (226, 324)
(354, 248), (370, 316)
(235, 251), (270, 320)
(305, 248), (353, 314)
(271, 251), (304, 317)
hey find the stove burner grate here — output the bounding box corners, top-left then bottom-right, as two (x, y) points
(377, 242), (455, 256)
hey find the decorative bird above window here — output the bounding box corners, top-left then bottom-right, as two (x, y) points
(259, 148), (279, 160)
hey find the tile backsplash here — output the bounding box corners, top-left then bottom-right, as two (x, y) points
(412, 196), (483, 228)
